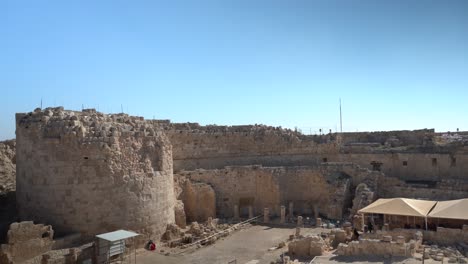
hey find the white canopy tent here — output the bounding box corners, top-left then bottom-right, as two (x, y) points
(358, 198), (438, 230)
(427, 198), (468, 220)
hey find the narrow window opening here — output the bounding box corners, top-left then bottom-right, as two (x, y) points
(83, 157), (89, 160)
(322, 157), (328, 162)
(432, 158), (437, 167)
(403, 161), (408, 166)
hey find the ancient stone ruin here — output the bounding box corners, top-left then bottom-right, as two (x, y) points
(0, 106), (467, 263)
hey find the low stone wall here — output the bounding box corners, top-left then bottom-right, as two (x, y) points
(423, 226), (468, 245)
(362, 226), (468, 246)
(24, 243), (94, 264)
(336, 236), (417, 257)
(361, 228), (422, 243)
(288, 235), (326, 258)
(0, 221), (54, 263)
(337, 229), (423, 258)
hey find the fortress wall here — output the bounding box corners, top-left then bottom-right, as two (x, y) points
(338, 153), (468, 182)
(339, 129), (434, 145)
(177, 165), (351, 220)
(164, 124), (340, 171)
(162, 123), (467, 183)
(15, 108), (175, 239)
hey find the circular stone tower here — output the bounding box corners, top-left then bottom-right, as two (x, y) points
(15, 107), (175, 239)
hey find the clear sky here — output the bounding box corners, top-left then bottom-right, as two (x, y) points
(2, 0), (468, 140)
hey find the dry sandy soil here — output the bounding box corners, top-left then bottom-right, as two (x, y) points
(137, 225), (436, 264)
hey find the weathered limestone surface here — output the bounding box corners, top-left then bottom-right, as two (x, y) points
(163, 123), (468, 184)
(174, 200), (187, 229)
(288, 235), (326, 258)
(423, 226), (468, 245)
(176, 165), (352, 220)
(180, 179), (216, 223)
(6, 107), (468, 259)
(15, 108), (175, 239)
(350, 183), (374, 215)
(0, 140), (15, 195)
(336, 238), (416, 257)
(164, 123), (340, 171)
(0, 221), (54, 263)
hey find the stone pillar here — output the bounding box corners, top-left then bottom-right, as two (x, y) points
(234, 205), (239, 220)
(295, 227), (301, 237)
(280, 205), (286, 224)
(297, 216), (303, 227)
(288, 202), (294, 220)
(263, 208), (269, 223)
(316, 218), (322, 227)
(248, 205), (254, 219)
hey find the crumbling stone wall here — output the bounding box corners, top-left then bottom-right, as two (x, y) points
(336, 237), (417, 257)
(340, 129), (434, 146)
(0, 140), (15, 195)
(16, 108), (175, 239)
(0, 140), (18, 244)
(163, 123), (468, 184)
(0, 221), (54, 263)
(288, 235), (326, 258)
(423, 226), (468, 245)
(180, 179), (216, 223)
(177, 165), (351, 219)
(163, 123), (340, 171)
(377, 175), (468, 200)
(350, 183), (375, 215)
(339, 152), (468, 182)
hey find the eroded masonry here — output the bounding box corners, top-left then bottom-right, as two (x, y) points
(2, 107), (468, 262)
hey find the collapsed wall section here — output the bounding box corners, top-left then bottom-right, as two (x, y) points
(15, 108), (175, 239)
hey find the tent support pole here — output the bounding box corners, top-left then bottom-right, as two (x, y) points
(361, 213), (365, 232)
(425, 217), (428, 230)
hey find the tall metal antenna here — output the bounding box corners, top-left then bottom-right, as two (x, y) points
(40, 98), (43, 109)
(339, 98), (343, 133)
(121, 104), (124, 113)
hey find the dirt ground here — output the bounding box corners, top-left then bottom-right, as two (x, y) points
(136, 225), (436, 264)
(137, 225), (326, 264)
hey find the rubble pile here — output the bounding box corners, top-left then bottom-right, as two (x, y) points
(420, 244), (468, 263)
(161, 218), (239, 250)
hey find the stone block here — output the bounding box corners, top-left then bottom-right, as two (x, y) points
(382, 236), (392, 242)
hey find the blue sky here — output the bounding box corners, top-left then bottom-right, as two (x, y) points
(1, 0), (468, 140)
